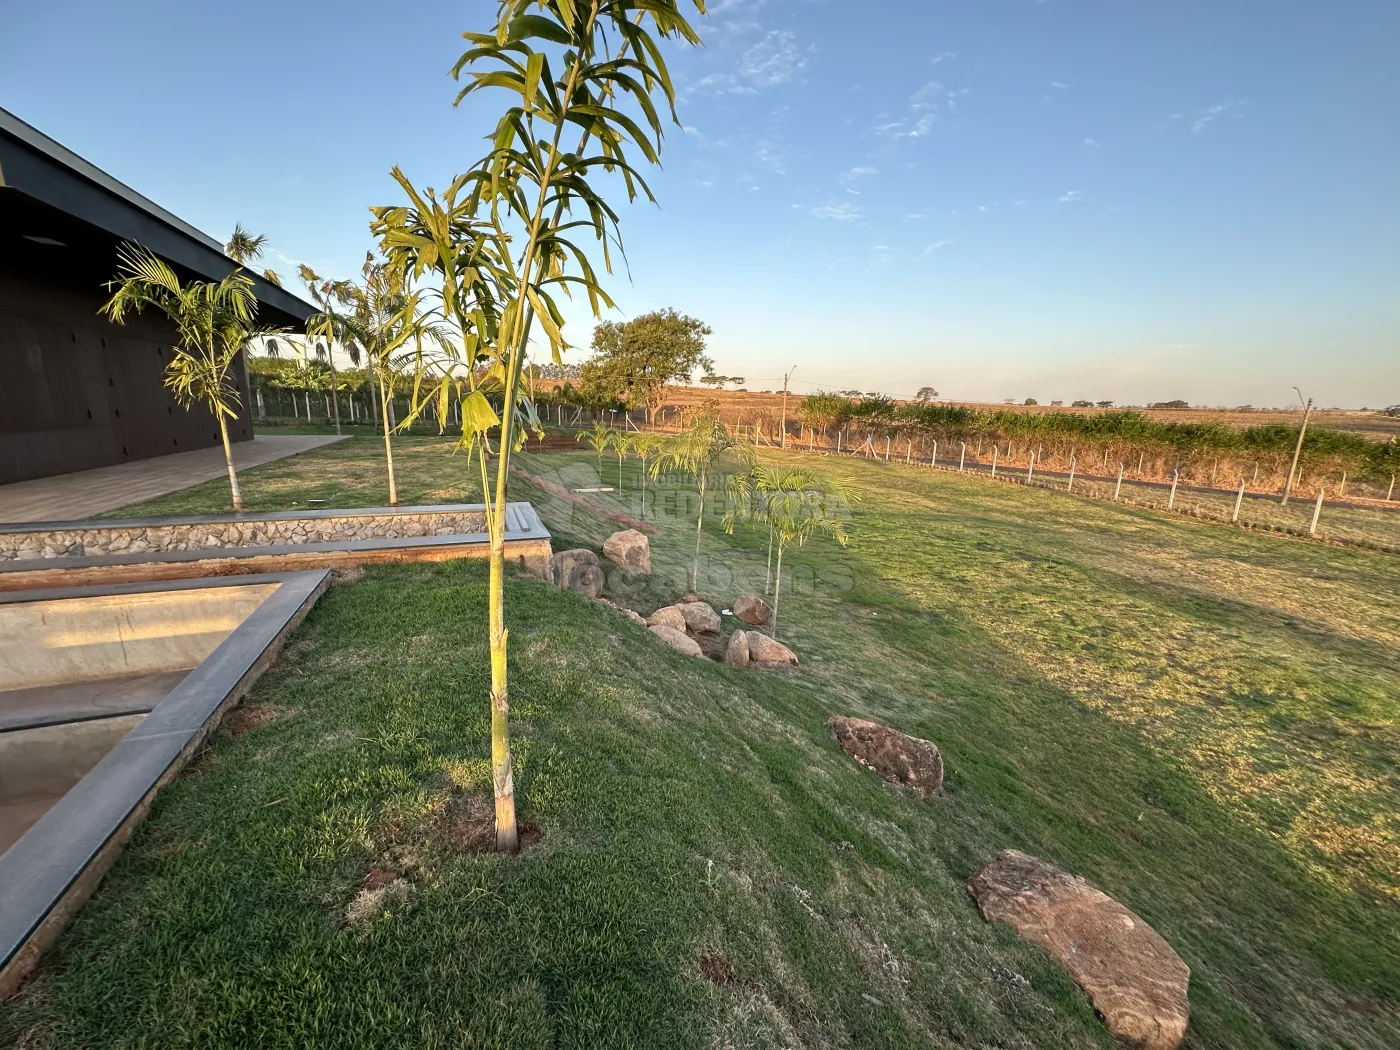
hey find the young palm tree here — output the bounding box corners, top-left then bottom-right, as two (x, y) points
(627, 432), (664, 518)
(731, 466), (856, 639)
(579, 422), (617, 484)
(339, 254), (443, 504)
(652, 419), (754, 590)
(102, 243), (271, 510)
(225, 223), (284, 287)
(372, 1), (704, 851)
(299, 265), (357, 435)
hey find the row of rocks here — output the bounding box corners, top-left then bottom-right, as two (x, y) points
(1, 511), (487, 561)
(824, 714), (1189, 1050)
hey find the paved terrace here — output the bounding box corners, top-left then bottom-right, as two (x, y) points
(0, 436), (346, 523)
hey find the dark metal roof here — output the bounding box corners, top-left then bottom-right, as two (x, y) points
(0, 107), (315, 325)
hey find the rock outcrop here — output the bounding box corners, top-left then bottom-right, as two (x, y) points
(649, 624), (704, 658)
(549, 549), (603, 597)
(827, 716), (943, 797)
(647, 606), (687, 631)
(732, 594), (771, 626)
(967, 850), (1191, 1050)
(676, 600), (722, 635)
(746, 631), (798, 667)
(602, 529), (651, 575)
(725, 630), (750, 667)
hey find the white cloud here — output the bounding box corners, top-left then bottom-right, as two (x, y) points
(1059, 189), (1084, 202)
(930, 51), (957, 65)
(906, 212), (926, 219)
(740, 29), (806, 86)
(1084, 137), (1101, 149)
(924, 240), (952, 253)
(1013, 200), (1026, 207)
(810, 202), (865, 222)
(1191, 101), (1244, 133)
(1050, 81), (1068, 89)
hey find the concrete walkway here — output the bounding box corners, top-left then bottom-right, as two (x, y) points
(0, 435), (346, 523)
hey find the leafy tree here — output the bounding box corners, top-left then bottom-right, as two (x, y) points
(581, 308), (713, 421)
(1024, 398), (1038, 406)
(915, 385), (939, 402)
(225, 223), (284, 287)
(579, 422), (617, 482)
(1072, 399), (1094, 408)
(1097, 400), (1115, 408)
(102, 244), (273, 510)
(652, 419), (754, 589)
(372, 0), (703, 851)
(797, 391), (854, 434)
(699, 373), (727, 388)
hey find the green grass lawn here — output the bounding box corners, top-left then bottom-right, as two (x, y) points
(7, 440), (1399, 1049)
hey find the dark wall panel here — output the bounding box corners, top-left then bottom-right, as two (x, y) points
(0, 262), (253, 486)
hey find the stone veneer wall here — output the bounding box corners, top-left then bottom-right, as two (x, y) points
(1, 511), (489, 561)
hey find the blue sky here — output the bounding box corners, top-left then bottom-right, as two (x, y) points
(4, 0), (1397, 407)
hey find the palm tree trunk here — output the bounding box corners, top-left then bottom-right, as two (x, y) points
(379, 381), (398, 506)
(218, 415), (244, 511)
(772, 542), (784, 638)
(765, 527), (774, 595)
(486, 531), (517, 851)
(693, 476), (706, 591)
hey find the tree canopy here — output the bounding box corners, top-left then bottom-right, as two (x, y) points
(581, 308), (713, 420)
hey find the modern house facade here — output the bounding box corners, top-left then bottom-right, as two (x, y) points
(0, 107), (315, 486)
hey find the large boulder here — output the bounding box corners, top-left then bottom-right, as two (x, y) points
(967, 850), (1190, 1050)
(827, 715), (942, 797)
(732, 594), (771, 626)
(649, 624), (703, 658)
(724, 630), (750, 668)
(746, 631), (798, 667)
(676, 600), (721, 635)
(549, 549), (603, 597)
(603, 529), (651, 575)
(647, 606), (687, 631)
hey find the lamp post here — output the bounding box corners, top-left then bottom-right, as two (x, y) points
(1282, 388), (1313, 506)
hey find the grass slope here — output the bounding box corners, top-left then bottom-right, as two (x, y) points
(6, 443), (1396, 1049)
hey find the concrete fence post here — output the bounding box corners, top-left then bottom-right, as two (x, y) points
(1168, 469), (1179, 510)
(1115, 464), (1124, 500)
(905, 438), (912, 464)
(1311, 488), (1324, 536)
(991, 447), (999, 478)
(1068, 455), (1076, 493)
(1388, 473), (1396, 501)
(885, 436), (892, 461)
(836, 430), (842, 455)
(1026, 453), (1035, 484)
(959, 442), (966, 471)
(1338, 471), (1347, 498)
(931, 440), (937, 468)
(1233, 478), (1245, 522)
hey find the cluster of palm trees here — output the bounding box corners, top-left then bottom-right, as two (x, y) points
(579, 419), (856, 635)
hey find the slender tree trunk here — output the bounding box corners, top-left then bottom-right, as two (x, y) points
(380, 380), (398, 506)
(487, 535), (517, 851)
(765, 527), (774, 595)
(218, 414), (244, 511)
(693, 475), (707, 591)
(328, 344), (342, 436)
(771, 542), (784, 638)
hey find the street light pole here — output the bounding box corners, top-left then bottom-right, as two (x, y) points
(1281, 390), (1313, 506)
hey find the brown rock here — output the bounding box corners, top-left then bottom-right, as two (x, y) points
(603, 529), (651, 575)
(676, 600), (721, 635)
(647, 606), (687, 631)
(648, 624), (704, 657)
(549, 549), (603, 597)
(724, 630), (750, 667)
(746, 631), (798, 667)
(827, 715), (942, 797)
(732, 594), (771, 626)
(967, 850), (1190, 1050)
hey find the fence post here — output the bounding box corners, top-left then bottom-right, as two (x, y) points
(991, 447), (999, 478)
(256, 389), (265, 421)
(959, 442), (966, 471)
(1389, 473), (1396, 501)
(885, 436), (892, 461)
(905, 438), (912, 465)
(1026, 453), (1035, 484)
(1338, 471), (1347, 498)
(1114, 463), (1124, 500)
(1067, 455), (1076, 493)
(931, 440), (937, 468)
(1137, 451), (1144, 475)
(1233, 477), (1245, 522)
(1310, 487), (1324, 536)
(1168, 469), (1179, 510)
(836, 430), (842, 455)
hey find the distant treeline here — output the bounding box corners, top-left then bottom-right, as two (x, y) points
(796, 394), (1400, 482)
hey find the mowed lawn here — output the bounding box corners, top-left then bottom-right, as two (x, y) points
(5, 436), (1398, 1049)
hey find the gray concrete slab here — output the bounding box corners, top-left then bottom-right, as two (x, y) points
(0, 672), (188, 732)
(0, 435), (347, 524)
